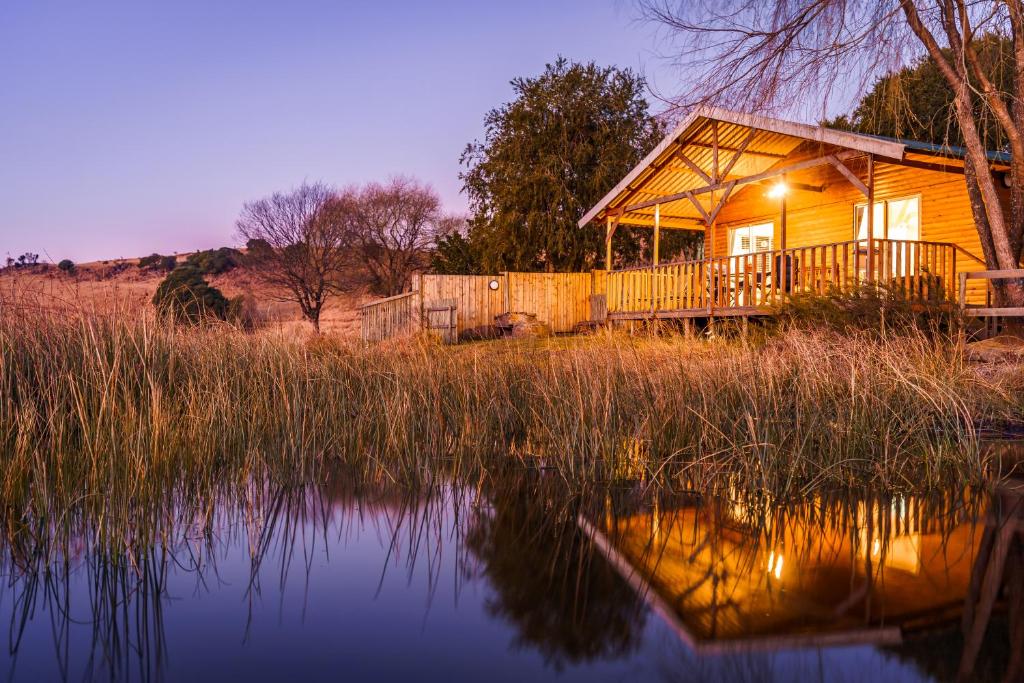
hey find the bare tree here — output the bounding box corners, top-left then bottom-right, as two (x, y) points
(639, 0), (1024, 304)
(353, 177), (441, 296)
(236, 182), (355, 332)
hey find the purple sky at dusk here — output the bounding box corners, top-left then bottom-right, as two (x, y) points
(0, 1), (688, 263)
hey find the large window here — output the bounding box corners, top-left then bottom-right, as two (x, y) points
(854, 195), (920, 241)
(729, 222), (774, 256)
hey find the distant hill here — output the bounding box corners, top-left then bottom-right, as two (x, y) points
(0, 252), (368, 336)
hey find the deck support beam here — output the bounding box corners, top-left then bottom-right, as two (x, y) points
(606, 214), (621, 271)
(780, 173), (788, 251)
(653, 204), (661, 265)
(867, 154), (875, 282)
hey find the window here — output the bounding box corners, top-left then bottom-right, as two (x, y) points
(854, 196), (920, 241)
(729, 223), (774, 256)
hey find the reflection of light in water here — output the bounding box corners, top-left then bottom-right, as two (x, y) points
(767, 551), (784, 580)
(858, 496), (922, 574)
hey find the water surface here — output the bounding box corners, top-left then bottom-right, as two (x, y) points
(2, 473), (1020, 682)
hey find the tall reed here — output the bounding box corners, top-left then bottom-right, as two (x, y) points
(1, 307), (1020, 519)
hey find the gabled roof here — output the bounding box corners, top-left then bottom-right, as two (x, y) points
(578, 107), (907, 229)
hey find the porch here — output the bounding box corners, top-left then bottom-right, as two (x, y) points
(582, 107), (997, 321)
(606, 237), (967, 320)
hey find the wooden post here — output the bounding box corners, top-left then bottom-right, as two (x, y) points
(653, 203), (661, 266)
(779, 173), (787, 251)
(866, 154), (875, 283)
(606, 216), (613, 271)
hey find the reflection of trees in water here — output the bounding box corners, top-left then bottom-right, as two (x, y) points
(463, 474), (647, 670)
(1, 467), (641, 681)
(0, 470), (432, 682)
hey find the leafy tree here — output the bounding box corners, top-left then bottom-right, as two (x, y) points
(138, 253), (176, 270)
(825, 34), (1011, 151)
(186, 247), (241, 275)
(57, 259), (75, 274)
(431, 231), (481, 275)
(461, 58), (663, 272)
(152, 266), (229, 323)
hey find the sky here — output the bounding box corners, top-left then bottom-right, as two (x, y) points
(0, 0), (684, 263)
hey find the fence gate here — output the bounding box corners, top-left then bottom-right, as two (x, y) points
(425, 298), (458, 344)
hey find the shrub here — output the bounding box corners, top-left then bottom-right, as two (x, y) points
(152, 266), (229, 323)
(138, 253), (176, 271)
(57, 259), (75, 274)
(770, 280), (954, 334)
(226, 293), (262, 330)
(186, 247), (241, 275)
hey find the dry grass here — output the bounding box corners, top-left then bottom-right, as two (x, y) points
(1, 305), (1021, 527)
(0, 261), (367, 336)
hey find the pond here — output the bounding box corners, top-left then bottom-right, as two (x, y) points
(1, 471), (1021, 682)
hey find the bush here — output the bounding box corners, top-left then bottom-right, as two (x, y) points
(57, 259), (75, 274)
(152, 266), (229, 323)
(770, 280), (954, 334)
(186, 247), (241, 275)
(138, 253), (176, 271)
(226, 293), (262, 330)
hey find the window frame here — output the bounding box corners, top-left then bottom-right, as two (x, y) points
(727, 221), (775, 257)
(852, 193), (922, 242)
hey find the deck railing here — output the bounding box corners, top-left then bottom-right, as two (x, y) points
(607, 239), (959, 316)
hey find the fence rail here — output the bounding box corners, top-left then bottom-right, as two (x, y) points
(959, 268), (1024, 318)
(359, 291), (418, 342)
(608, 239), (959, 316)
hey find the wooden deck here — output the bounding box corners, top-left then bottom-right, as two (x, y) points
(606, 238), (975, 320)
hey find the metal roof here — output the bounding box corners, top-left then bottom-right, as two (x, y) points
(578, 107), (906, 229)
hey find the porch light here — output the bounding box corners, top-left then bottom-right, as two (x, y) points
(767, 181), (788, 199)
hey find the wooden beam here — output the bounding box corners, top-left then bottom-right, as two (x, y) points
(653, 204), (661, 265)
(891, 158), (966, 175)
(711, 121), (719, 183)
(829, 156), (869, 196)
(964, 268), (1024, 279)
(685, 192), (712, 224)
(719, 129), (757, 179)
(687, 141), (785, 159)
(780, 173), (787, 251)
(707, 181), (737, 224)
(623, 150), (857, 214)
(676, 151), (713, 185)
(866, 154), (875, 281)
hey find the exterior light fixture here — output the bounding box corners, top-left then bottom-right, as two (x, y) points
(488, 279), (500, 290)
(767, 182), (788, 199)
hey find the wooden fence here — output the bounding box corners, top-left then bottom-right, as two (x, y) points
(959, 268), (1024, 318)
(506, 272), (597, 333)
(359, 291), (418, 342)
(359, 271), (601, 342)
(419, 274), (505, 337)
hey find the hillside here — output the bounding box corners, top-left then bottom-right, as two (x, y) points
(0, 255), (369, 336)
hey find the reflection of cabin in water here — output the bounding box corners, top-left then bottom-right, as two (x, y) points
(579, 480), (1024, 681)
(361, 108), (1021, 342)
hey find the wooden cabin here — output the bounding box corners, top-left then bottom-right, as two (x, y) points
(579, 107), (1004, 321)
